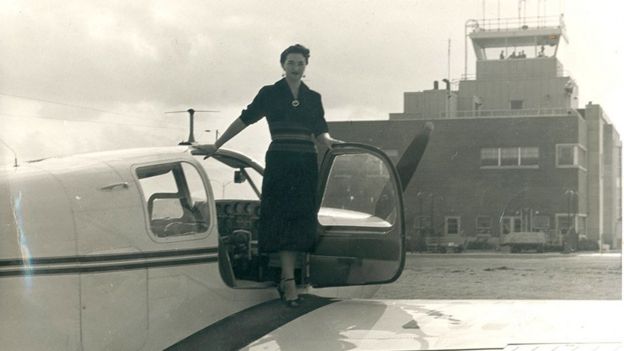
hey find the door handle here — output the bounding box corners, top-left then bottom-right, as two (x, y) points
(100, 182), (129, 191)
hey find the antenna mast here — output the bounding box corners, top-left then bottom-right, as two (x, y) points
(447, 38), (451, 82)
(165, 108), (219, 145)
(482, 0), (485, 23)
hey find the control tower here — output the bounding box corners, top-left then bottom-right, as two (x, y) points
(391, 14), (579, 120)
(457, 15), (578, 116)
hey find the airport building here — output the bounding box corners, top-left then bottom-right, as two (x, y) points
(328, 15), (622, 250)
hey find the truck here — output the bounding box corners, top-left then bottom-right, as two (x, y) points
(501, 231), (547, 253)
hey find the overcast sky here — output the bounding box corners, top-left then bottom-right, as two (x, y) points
(1, 0), (623, 165)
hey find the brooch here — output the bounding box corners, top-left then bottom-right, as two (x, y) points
(291, 100), (300, 107)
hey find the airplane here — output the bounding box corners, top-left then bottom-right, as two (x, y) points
(0, 115), (621, 351)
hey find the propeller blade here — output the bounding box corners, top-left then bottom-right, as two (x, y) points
(396, 122), (433, 190)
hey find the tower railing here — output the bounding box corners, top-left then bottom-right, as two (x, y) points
(472, 15), (564, 33)
(439, 107), (581, 119)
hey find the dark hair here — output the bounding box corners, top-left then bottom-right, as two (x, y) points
(280, 44), (310, 65)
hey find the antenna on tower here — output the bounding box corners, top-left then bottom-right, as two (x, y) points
(165, 108), (219, 145)
(518, 0), (527, 24)
(447, 38), (451, 82)
(482, 0), (486, 23)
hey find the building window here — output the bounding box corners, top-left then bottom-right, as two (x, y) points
(501, 147), (519, 166)
(520, 147), (539, 166)
(556, 144), (587, 169)
(415, 215), (432, 230)
(480, 148), (499, 167)
(577, 147), (586, 167)
(476, 216), (492, 235)
(557, 145), (574, 166)
(501, 216), (521, 235)
(532, 215), (550, 232)
(481, 147), (539, 168)
(510, 100), (523, 110)
(445, 216), (461, 235)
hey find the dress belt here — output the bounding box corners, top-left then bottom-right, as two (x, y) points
(271, 133), (314, 142)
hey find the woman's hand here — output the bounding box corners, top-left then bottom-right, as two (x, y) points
(328, 137), (345, 149)
(318, 133), (344, 150)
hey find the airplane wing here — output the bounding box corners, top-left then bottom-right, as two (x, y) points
(168, 296), (622, 350)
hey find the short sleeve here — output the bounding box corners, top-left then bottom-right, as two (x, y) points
(239, 87), (268, 125)
(312, 93), (329, 136)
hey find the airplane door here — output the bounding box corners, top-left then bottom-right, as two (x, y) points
(309, 143), (405, 288)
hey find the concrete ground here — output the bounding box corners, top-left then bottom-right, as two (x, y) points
(374, 252), (622, 300)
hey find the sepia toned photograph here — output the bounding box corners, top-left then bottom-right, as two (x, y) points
(1, 1), (622, 350)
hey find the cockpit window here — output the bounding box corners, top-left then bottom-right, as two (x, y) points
(136, 162), (210, 238)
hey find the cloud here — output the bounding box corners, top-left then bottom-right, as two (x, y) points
(1, 0), (623, 165)
(1, 0), (453, 111)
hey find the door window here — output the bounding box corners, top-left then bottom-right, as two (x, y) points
(319, 152), (397, 229)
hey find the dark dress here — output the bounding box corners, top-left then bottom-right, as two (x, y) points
(239, 78), (329, 253)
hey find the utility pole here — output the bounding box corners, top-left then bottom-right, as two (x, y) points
(206, 129), (220, 143)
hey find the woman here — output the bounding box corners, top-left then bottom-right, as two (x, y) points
(203, 44), (341, 307)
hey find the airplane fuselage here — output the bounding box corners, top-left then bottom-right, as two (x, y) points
(1, 144), (403, 350)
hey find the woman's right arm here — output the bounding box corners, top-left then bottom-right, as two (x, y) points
(197, 117), (248, 155)
(198, 86), (266, 155)
(215, 118), (247, 149)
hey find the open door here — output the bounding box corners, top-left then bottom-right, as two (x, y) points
(309, 143), (405, 288)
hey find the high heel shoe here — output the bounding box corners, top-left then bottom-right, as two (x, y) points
(283, 297), (302, 308)
(279, 278), (301, 308)
(277, 278), (286, 300)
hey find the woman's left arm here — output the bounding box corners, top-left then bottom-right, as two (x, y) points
(314, 93), (344, 149)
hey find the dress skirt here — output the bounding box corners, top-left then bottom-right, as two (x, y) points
(258, 141), (319, 253)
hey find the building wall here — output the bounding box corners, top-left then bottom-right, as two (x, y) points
(394, 58), (579, 119)
(602, 122), (622, 249)
(345, 52), (620, 250)
(458, 58), (578, 111)
(585, 104), (604, 243)
(329, 115), (587, 243)
(402, 89), (458, 119)
(457, 76), (576, 112)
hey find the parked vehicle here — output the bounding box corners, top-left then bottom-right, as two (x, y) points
(501, 231), (547, 253)
(426, 236), (465, 253)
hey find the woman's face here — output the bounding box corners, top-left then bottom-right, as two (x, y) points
(281, 53), (307, 81)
